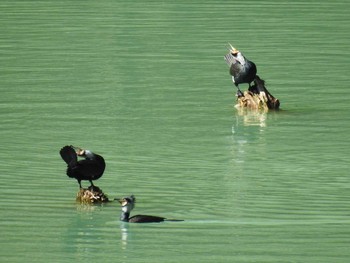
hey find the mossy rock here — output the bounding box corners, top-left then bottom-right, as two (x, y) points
(76, 186), (109, 204)
(235, 76), (280, 111)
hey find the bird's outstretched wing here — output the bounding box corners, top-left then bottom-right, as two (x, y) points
(60, 145), (77, 166)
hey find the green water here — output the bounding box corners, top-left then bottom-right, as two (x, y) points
(1, 1), (350, 262)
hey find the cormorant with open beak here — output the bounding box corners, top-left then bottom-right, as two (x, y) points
(224, 44), (257, 97)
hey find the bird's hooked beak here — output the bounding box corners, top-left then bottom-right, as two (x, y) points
(116, 198), (128, 206)
(228, 43), (239, 55)
(71, 145), (85, 156)
(77, 150), (85, 156)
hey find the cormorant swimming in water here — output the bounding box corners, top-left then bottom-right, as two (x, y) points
(224, 44), (257, 97)
(59, 145), (105, 188)
(117, 195), (183, 223)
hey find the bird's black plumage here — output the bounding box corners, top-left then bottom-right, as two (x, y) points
(118, 195), (182, 223)
(125, 214), (166, 223)
(59, 145), (106, 188)
(224, 45), (257, 96)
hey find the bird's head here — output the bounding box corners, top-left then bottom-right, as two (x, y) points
(228, 43), (239, 55)
(228, 43), (246, 65)
(71, 145), (94, 158)
(118, 195), (136, 213)
(70, 145), (84, 155)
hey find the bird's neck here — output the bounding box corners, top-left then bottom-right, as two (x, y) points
(120, 212), (130, 222)
(84, 150), (95, 160)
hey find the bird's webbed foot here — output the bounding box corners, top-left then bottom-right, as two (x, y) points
(88, 185), (100, 193)
(88, 181), (99, 192)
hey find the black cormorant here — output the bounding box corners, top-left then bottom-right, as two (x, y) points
(59, 145), (105, 188)
(117, 195), (182, 223)
(224, 44), (257, 97)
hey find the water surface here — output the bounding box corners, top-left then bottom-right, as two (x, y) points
(1, 1), (350, 262)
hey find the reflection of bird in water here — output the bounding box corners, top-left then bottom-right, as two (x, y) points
(224, 44), (257, 97)
(59, 145), (106, 188)
(117, 195), (183, 223)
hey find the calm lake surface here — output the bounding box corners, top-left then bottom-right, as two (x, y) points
(1, 1), (349, 262)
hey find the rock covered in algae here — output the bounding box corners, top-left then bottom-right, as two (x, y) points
(236, 76), (280, 111)
(76, 185), (109, 204)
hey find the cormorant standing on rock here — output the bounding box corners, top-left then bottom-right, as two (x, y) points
(224, 44), (257, 97)
(59, 145), (105, 188)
